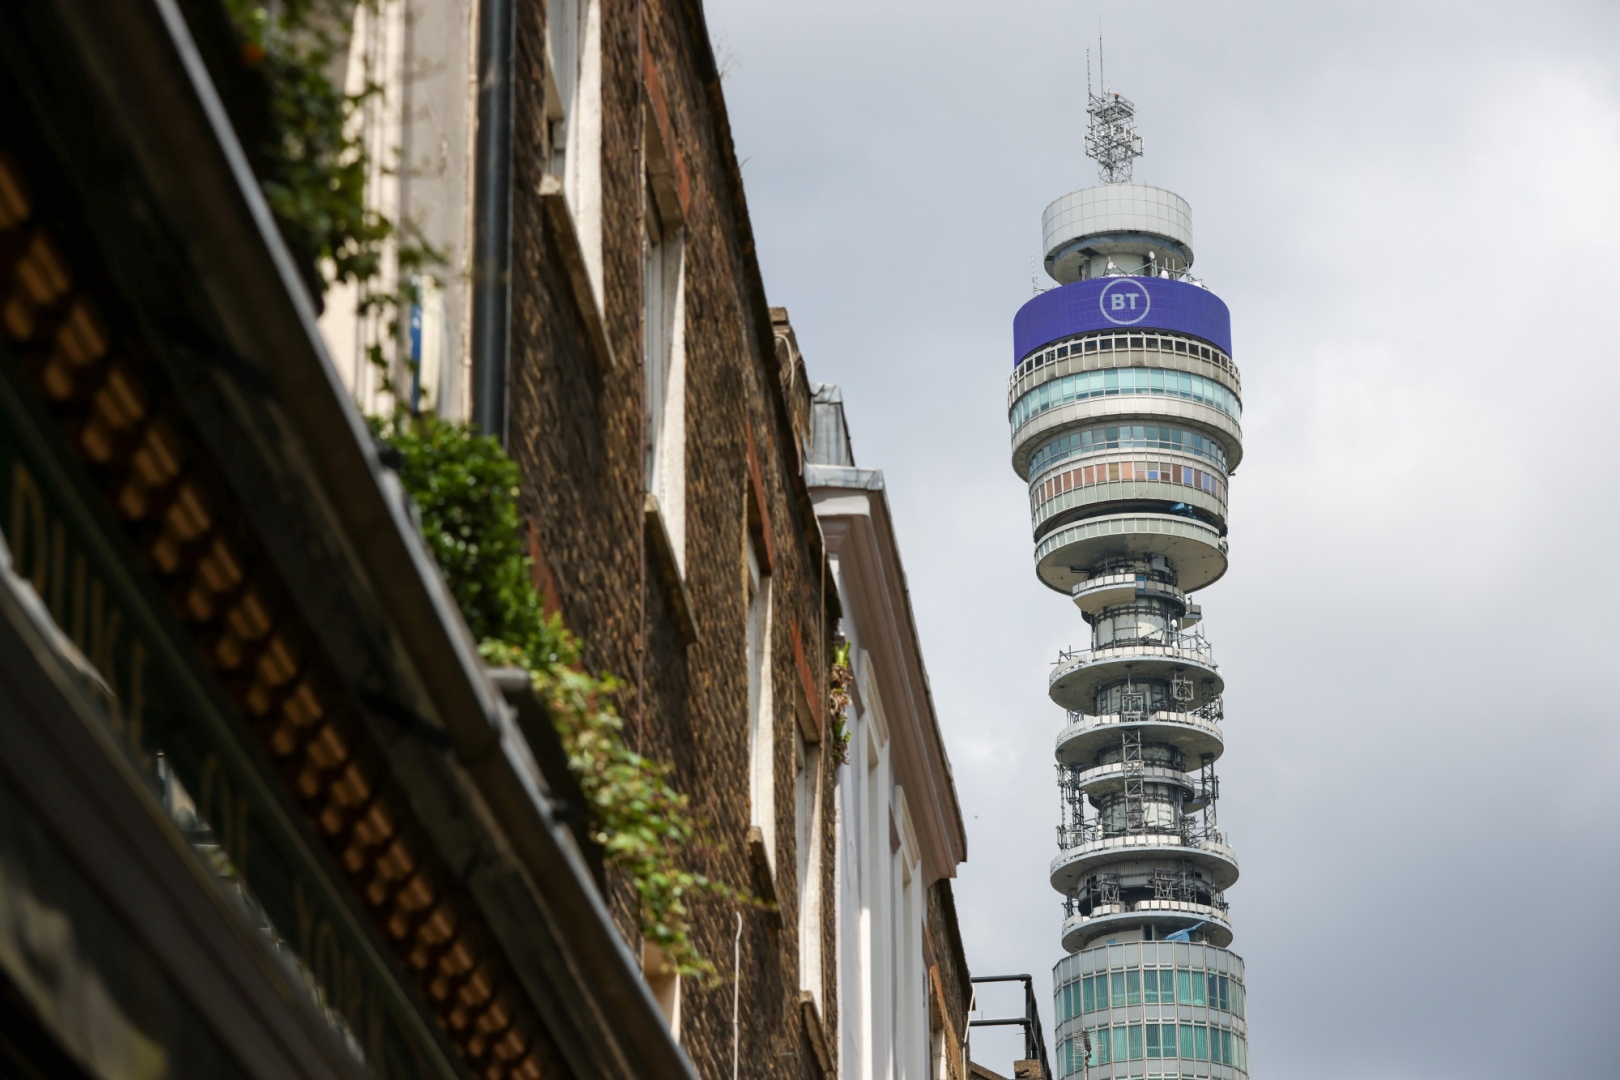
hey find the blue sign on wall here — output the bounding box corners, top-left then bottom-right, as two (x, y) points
(1013, 277), (1233, 364)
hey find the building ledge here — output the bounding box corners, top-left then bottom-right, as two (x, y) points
(805, 462), (886, 491)
(539, 174), (616, 373)
(746, 825), (781, 918)
(645, 495), (698, 645)
(799, 991), (832, 1076)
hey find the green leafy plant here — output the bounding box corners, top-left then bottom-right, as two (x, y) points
(226, 0), (441, 373)
(372, 412), (747, 979)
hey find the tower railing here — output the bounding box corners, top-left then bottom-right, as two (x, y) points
(1055, 626), (1213, 662)
(1061, 700), (1225, 729)
(1064, 893), (1232, 920)
(1055, 821), (1230, 851)
(1094, 263), (1208, 288)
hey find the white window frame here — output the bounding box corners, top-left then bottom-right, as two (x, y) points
(544, 0), (603, 300)
(746, 539), (774, 871)
(643, 172), (686, 571)
(795, 723), (824, 1004)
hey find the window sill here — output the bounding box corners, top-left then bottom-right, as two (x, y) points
(644, 495), (697, 645)
(798, 991), (832, 1076)
(746, 825), (780, 917)
(538, 174), (615, 372)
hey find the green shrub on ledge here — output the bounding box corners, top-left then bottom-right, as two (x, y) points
(372, 412), (745, 979)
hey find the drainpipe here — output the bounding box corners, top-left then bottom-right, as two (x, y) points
(732, 912), (743, 1080)
(470, 0), (514, 442)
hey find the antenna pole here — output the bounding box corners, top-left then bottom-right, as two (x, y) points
(1083, 38), (1142, 183)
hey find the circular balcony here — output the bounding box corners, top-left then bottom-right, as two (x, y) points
(1050, 833), (1239, 894)
(1041, 185), (1195, 282)
(1014, 404), (1242, 502)
(1048, 641), (1222, 712)
(1068, 570), (1187, 618)
(1034, 512), (1228, 595)
(1012, 328), (1241, 392)
(1023, 418), (1232, 479)
(1030, 466), (1228, 540)
(1061, 900), (1234, 952)
(1066, 760), (1195, 801)
(1056, 710), (1224, 768)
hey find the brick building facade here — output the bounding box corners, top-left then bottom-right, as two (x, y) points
(501, 2), (841, 1077)
(221, 0), (967, 1074)
(0, 0), (983, 1076)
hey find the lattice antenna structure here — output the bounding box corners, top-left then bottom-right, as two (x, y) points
(1083, 46), (1143, 184)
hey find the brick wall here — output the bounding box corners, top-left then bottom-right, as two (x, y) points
(928, 881), (974, 1080)
(505, 2), (837, 1077)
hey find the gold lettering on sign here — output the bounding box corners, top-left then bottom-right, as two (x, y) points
(89, 578), (123, 725)
(198, 754), (253, 881)
(6, 459), (146, 764)
(294, 878), (389, 1076)
(128, 641), (146, 755)
(48, 518), (64, 617)
(8, 460), (393, 1072)
(295, 877), (316, 971)
(9, 460), (47, 595)
(69, 549), (86, 647)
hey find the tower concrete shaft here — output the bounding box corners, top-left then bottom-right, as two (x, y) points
(1008, 99), (1252, 1080)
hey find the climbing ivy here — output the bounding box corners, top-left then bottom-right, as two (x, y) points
(372, 412), (747, 979)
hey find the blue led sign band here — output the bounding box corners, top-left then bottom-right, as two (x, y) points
(1014, 277), (1233, 363)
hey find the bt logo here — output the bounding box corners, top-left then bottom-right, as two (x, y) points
(1098, 278), (1152, 325)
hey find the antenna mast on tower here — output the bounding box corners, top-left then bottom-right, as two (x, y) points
(1084, 41), (1144, 184)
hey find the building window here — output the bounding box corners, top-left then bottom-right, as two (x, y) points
(794, 720), (823, 1001)
(544, 0), (603, 298)
(746, 538), (774, 870)
(643, 169), (686, 570)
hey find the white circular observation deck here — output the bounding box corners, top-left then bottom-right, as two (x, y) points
(1050, 833), (1240, 893)
(1043, 184), (1195, 284)
(1049, 643), (1222, 712)
(1069, 571), (1187, 617)
(1066, 760), (1197, 800)
(1056, 711), (1224, 768)
(1061, 901), (1234, 952)
(1035, 513), (1228, 595)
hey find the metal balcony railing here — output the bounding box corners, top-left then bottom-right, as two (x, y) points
(1050, 634), (1217, 692)
(1099, 264), (1207, 289)
(1057, 628), (1213, 664)
(1064, 896), (1232, 921)
(1056, 820), (1230, 852)
(1061, 702), (1224, 730)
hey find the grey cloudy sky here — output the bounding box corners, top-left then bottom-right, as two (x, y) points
(702, 1), (1620, 1075)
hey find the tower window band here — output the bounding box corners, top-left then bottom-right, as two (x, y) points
(1028, 424), (1228, 475)
(1010, 368), (1241, 429)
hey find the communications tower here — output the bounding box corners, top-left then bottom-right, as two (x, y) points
(1010, 74), (1252, 1078)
